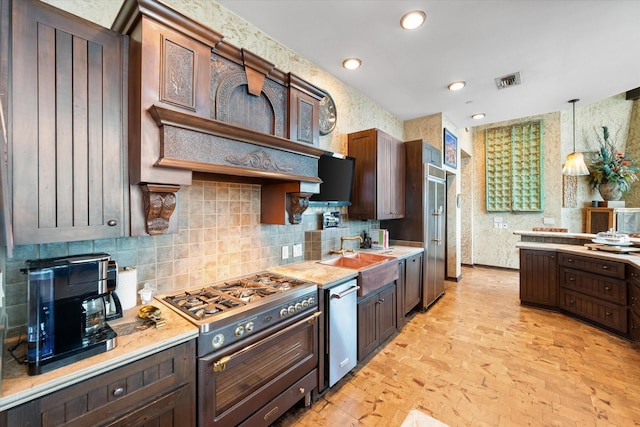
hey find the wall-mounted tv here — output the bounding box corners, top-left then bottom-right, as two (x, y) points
(309, 153), (356, 206)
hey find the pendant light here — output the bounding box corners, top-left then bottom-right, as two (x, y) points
(562, 98), (590, 176)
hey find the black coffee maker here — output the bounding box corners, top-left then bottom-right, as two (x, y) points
(25, 253), (122, 375)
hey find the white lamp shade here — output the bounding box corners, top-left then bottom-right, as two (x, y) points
(562, 152), (590, 176)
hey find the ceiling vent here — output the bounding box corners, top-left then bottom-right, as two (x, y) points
(495, 72), (521, 89)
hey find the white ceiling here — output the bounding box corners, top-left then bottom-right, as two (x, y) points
(217, 0), (640, 129)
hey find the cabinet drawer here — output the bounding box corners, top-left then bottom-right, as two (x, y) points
(628, 265), (640, 289)
(5, 340), (196, 427)
(558, 253), (625, 279)
(630, 279), (640, 315)
(630, 309), (640, 341)
(559, 267), (627, 304)
(559, 289), (627, 334)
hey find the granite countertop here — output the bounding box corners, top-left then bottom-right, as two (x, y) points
(516, 241), (640, 268)
(0, 300), (198, 412)
(268, 245), (424, 288)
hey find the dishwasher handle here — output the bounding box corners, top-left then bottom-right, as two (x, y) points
(331, 286), (360, 299)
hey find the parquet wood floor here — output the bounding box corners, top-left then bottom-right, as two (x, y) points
(274, 266), (640, 427)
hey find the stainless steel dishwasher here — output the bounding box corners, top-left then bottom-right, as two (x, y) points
(326, 278), (359, 387)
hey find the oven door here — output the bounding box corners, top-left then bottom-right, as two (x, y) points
(198, 310), (320, 427)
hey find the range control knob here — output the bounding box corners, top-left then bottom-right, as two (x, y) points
(245, 322), (254, 332)
(301, 300), (309, 308)
(280, 308), (288, 318)
(295, 302), (303, 311)
(211, 334), (224, 349)
(235, 326), (245, 337)
(288, 305), (296, 314)
(308, 297), (315, 305)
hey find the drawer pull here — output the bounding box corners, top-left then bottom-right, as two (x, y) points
(569, 299), (575, 305)
(569, 277), (575, 281)
(604, 286), (611, 291)
(605, 311), (612, 317)
(602, 265), (609, 270)
(567, 258), (574, 263)
(633, 273), (639, 278)
(112, 387), (125, 397)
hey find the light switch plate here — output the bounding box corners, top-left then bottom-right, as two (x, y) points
(281, 246), (289, 260)
(543, 217), (555, 225)
(292, 243), (303, 257)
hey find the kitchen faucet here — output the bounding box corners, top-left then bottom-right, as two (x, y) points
(329, 235), (364, 255)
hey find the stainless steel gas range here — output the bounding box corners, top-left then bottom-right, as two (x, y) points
(161, 272), (320, 427)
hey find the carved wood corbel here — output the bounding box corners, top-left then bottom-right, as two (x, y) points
(140, 183), (181, 235)
(287, 193), (312, 225)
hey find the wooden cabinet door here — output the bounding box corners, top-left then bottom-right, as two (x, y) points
(11, 0), (125, 244)
(357, 294), (378, 361)
(403, 253), (423, 315)
(376, 131), (405, 219)
(377, 285), (397, 343)
(519, 249), (557, 308)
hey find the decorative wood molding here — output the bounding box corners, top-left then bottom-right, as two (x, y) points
(140, 183), (180, 235)
(226, 150), (293, 173)
(287, 193), (312, 224)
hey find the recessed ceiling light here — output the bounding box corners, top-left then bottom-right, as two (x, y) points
(342, 58), (362, 70)
(471, 113), (486, 120)
(448, 81), (466, 91)
(400, 10), (426, 30)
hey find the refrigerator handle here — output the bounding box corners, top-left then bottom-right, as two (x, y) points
(432, 206), (443, 245)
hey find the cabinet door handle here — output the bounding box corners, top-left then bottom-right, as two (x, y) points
(112, 387), (125, 397)
(605, 311), (612, 317)
(569, 299), (575, 305)
(604, 286), (611, 291)
(569, 277), (575, 282)
(107, 219), (118, 226)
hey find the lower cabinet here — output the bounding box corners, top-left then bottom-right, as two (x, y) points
(628, 266), (640, 340)
(357, 282), (396, 361)
(403, 252), (423, 314)
(558, 253), (627, 335)
(1, 340), (196, 427)
(519, 249), (557, 308)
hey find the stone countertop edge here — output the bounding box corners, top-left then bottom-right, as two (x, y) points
(513, 230), (596, 239)
(268, 245), (425, 288)
(0, 300), (199, 412)
(516, 241), (640, 268)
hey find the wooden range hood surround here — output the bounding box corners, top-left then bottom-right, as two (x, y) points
(113, 0), (326, 234)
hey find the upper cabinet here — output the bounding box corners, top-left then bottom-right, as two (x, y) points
(9, 0), (126, 244)
(348, 128), (405, 220)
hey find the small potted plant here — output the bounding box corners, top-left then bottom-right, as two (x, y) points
(588, 126), (638, 200)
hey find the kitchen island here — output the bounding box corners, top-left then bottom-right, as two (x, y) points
(516, 230), (640, 341)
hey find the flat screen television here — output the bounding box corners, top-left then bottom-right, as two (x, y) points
(309, 154), (356, 206)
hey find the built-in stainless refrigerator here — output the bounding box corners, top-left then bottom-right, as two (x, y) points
(423, 164), (446, 309)
(381, 140), (445, 311)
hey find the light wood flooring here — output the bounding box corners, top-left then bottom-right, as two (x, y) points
(274, 266), (640, 427)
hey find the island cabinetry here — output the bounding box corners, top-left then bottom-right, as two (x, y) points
(348, 128), (405, 220)
(9, 0), (126, 244)
(519, 249), (557, 308)
(403, 252), (423, 315)
(558, 254), (627, 334)
(628, 266), (640, 341)
(357, 282), (396, 361)
(0, 340), (196, 427)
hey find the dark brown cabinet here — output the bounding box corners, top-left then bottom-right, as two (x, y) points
(627, 266), (640, 340)
(403, 252), (423, 315)
(558, 253), (627, 334)
(519, 249), (558, 308)
(9, 0), (126, 244)
(357, 282), (396, 361)
(348, 128), (405, 220)
(1, 340), (196, 427)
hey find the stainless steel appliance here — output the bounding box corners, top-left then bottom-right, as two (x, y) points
(24, 253), (122, 375)
(326, 279), (358, 387)
(382, 141), (446, 310)
(161, 272), (320, 427)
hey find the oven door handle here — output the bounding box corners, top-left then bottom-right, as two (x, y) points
(331, 286), (360, 299)
(211, 311), (321, 373)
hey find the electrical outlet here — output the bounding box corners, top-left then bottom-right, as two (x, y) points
(501, 223), (508, 229)
(543, 217), (555, 225)
(292, 243), (303, 257)
(281, 245), (289, 260)
(494, 223), (499, 229)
